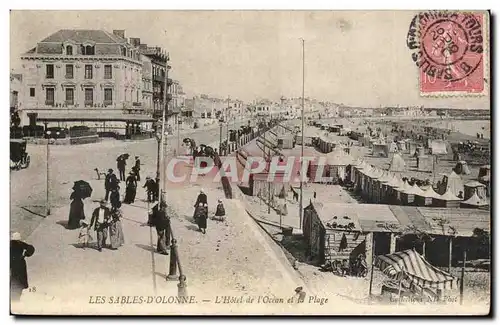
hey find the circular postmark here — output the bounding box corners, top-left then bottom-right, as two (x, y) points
(406, 11), (484, 83)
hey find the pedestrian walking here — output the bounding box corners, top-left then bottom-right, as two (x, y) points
(110, 186), (121, 210)
(197, 203), (208, 234)
(104, 169), (119, 201)
(77, 220), (92, 249)
(214, 199), (226, 222)
(10, 232), (35, 302)
(134, 156), (141, 181)
(67, 190), (86, 230)
(89, 200), (111, 252)
(194, 188), (207, 207)
(109, 206), (125, 250)
(117, 157), (126, 181)
(143, 176), (156, 203)
(149, 201), (169, 255)
(124, 172), (137, 204)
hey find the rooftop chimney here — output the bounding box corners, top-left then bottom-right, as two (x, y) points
(113, 30), (125, 39)
(129, 37), (141, 47)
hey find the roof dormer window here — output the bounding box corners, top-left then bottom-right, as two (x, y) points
(81, 42), (95, 55)
(66, 45), (73, 55)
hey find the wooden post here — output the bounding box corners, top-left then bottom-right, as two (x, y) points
(167, 238), (178, 281)
(389, 233), (397, 253)
(460, 249), (466, 305)
(448, 236), (453, 273)
(367, 233), (375, 296)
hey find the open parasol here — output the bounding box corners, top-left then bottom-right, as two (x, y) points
(72, 180), (93, 199)
(117, 153), (130, 161)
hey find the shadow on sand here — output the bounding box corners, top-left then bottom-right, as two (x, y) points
(185, 224), (200, 232)
(135, 243), (159, 253)
(56, 220), (69, 229)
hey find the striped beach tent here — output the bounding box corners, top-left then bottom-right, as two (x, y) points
(375, 249), (458, 291)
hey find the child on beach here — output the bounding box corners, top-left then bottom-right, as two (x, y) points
(78, 220), (93, 249)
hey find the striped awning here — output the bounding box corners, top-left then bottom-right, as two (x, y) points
(375, 249), (457, 291)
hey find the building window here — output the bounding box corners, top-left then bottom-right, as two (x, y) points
(84, 65), (93, 79)
(46, 64), (54, 79)
(84, 88), (93, 106)
(122, 47), (127, 56)
(45, 88), (54, 106)
(29, 88), (35, 97)
(104, 65), (112, 79)
(104, 88), (113, 106)
(65, 88), (74, 105)
(82, 45), (95, 55)
(65, 64), (74, 79)
(66, 45), (73, 55)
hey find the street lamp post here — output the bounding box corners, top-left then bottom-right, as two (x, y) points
(45, 130), (52, 216)
(177, 116), (181, 156)
(219, 118), (223, 155)
(299, 38), (305, 231)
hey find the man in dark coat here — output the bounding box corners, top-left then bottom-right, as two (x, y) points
(104, 169), (119, 201)
(10, 232), (35, 302)
(89, 200), (111, 252)
(149, 201), (169, 255)
(143, 177), (156, 203)
(134, 156), (141, 181)
(117, 157), (126, 181)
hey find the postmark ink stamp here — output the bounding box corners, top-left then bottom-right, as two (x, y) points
(406, 11), (488, 96)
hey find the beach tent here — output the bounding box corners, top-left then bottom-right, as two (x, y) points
(389, 153), (406, 172)
(375, 249), (457, 293)
(416, 185), (441, 206)
(401, 182), (424, 206)
(446, 171), (465, 197)
(408, 142), (418, 156)
(416, 155), (433, 172)
(454, 161), (471, 175)
(388, 142), (399, 153)
(373, 144), (389, 158)
(477, 165), (491, 183)
(430, 140), (448, 155)
(397, 140), (408, 153)
(460, 192), (489, 209)
(464, 181), (487, 200)
(415, 146), (426, 157)
(435, 189), (462, 208)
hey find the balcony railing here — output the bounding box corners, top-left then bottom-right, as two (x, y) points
(84, 100), (94, 107)
(65, 74), (74, 79)
(45, 100), (55, 106)
(103, 100), (113, 107)
(65, 100), (74, 106)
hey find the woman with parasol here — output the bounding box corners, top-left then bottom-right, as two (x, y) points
(67, 180), (92, 229)
(123, 171), (137, 204)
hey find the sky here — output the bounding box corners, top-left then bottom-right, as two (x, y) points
(10, 10), (489, 109)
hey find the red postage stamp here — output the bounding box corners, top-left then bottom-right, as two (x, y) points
(406, 11), (488, 96)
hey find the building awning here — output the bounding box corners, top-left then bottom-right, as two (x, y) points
(375, 249), (458, 291)
(36, 111), (156, 123)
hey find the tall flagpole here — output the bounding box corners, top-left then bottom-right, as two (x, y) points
(159, 52), (170, 205)
(299, 38), (305, 230)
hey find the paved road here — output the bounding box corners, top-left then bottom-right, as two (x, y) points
(10, 119), (250, 239)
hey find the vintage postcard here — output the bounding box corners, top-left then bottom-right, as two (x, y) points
(9, 10), (490, 316)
